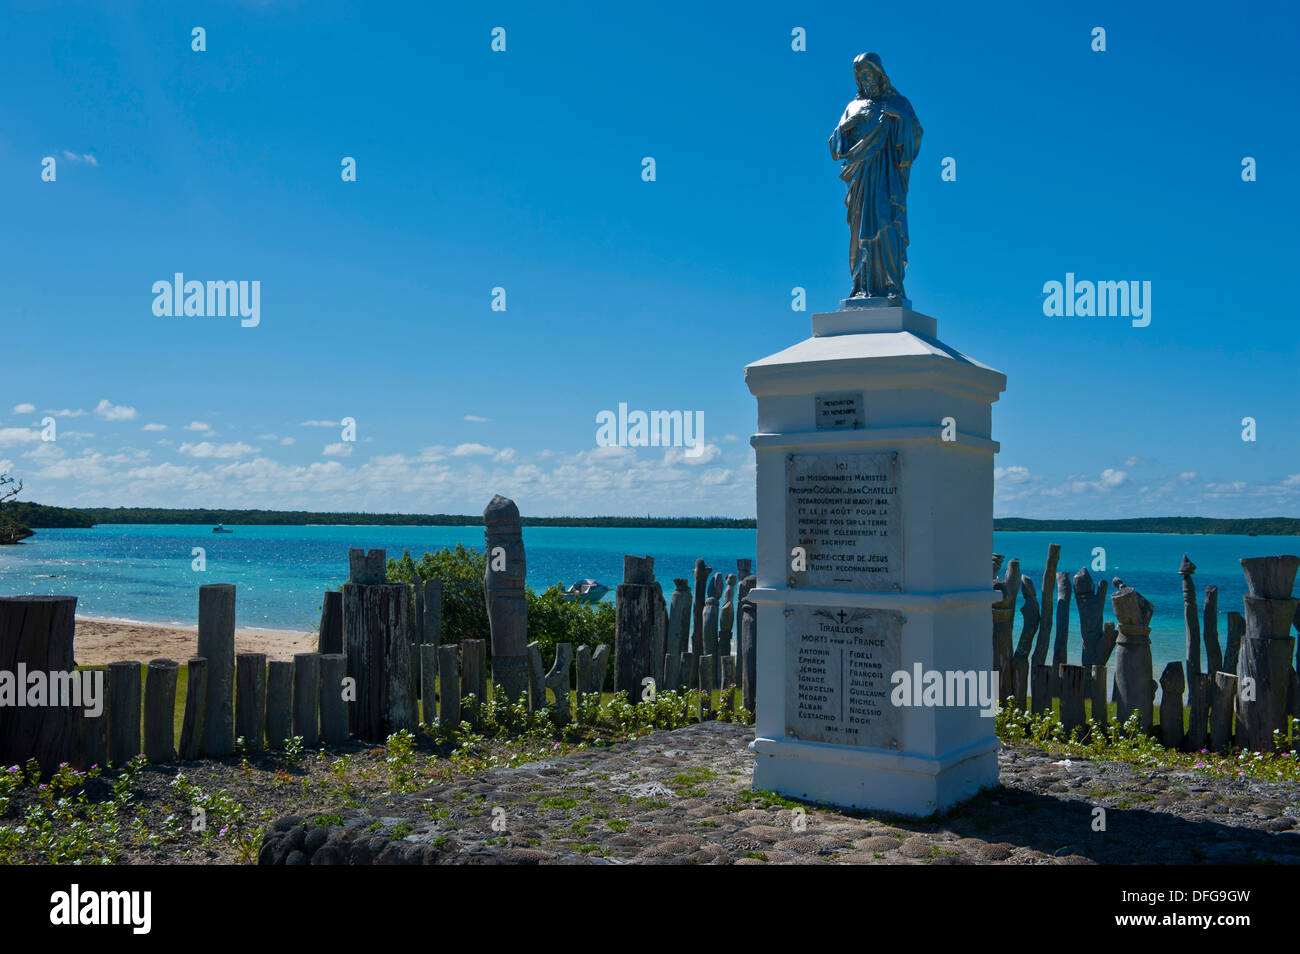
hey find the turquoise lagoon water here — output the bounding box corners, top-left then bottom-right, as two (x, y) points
(0, 524), (1295, 673)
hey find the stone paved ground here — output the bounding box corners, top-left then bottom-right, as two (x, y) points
(260, 723), (1300, 864)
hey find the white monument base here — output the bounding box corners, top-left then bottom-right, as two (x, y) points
(745, 302), (1006, 817)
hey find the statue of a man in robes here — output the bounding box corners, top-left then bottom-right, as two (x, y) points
(830, 52), (922, 304)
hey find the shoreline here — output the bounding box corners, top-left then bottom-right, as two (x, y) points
(74, 615), (315, 668)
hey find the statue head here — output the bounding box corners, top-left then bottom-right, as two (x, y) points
(853, 52), (894, 99)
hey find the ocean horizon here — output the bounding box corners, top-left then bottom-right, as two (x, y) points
(1, 524), (1295, 675)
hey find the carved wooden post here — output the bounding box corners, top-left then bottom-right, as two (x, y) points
(1029, 665), (1051, 716)
(664, 652), (680, 692)
(652, 582), (668, 687)
(1074, 568), (1109, 696)
(1111, 583), (1155, 733)
(526, 642), (546, 712)
(699, 655), (714, 720)
(1012, 577), (1039, 710)
(437, 644), (460, 727)
(235, 652), (267, 752)
(319, 653), (349, 743)
(143, 659), (178, 763)
(575, 644), (610, 719)
(1031, 544), (1061, 671)
(178, 657), (207, 760)
(0, 595), (79, 775)
(1058, 664), (1085, 737)
(1179, 555), (1201, 687)
(614, 555), (660, 696)
(265, 660), (293, 749)
(197, 583), (236, 757)
(737, 573), (755, 698)
(483, 495), (529, 702)
(719, 574), (737, 660)
(318, 591), (343, 655)
(419, 643), (438, 723)
(702, 572), (723, 688)
(740, 580), (757, 716)
(1203, 585), (1223, 676)
(667, 579), (691, 661)
(545, 643), (573, 724)
(1158, 662), (1184, 749)
(991, 559), (1020, 703)
(78, 674), (109, 771)
(1048, 571), (1070, 699)
(691, 559), (710, 657)
(1236, 556), (1298, 752)
(1210, 672), (1237, 752)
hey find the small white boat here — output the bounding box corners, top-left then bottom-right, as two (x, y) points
(212, 524), (234, 533)
(564, 579), (609, 603)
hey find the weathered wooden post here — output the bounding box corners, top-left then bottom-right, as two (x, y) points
(1111, 583), (1155, 733)
(1029, 665), (1051, 716)
(178, 657), (207, 760)
(544, 643), (573, 723)
(0, 595), (80, 775)
(143, 659), (178, 763)
(235, 653), (267, 752)
(1031, 544), (1061, 673)
(265, 660), (293, 749)
(652, 582), (668, 687)
(1058, 664), (1085, 737)
(575, 644), (610, 717)
(740, 578), (757, 715)
(437, 644), (460, 727)
(680, 651), (696, 697)
(107, 661), (142, 766)
(719, 574), (737, 659)
(1210, 672), (1237, 752)
(613, 555), (662, 695)
(318, 591), (343, 655)
(1236, 555), (1298, 752)
(461, 638), (486, 730)
(79, 674), (110, 770)
(1203, 585), (1223, 675)
(343, 548), (417, 743)
(991, 558), (1020, 702)
(422, 579), (442, 645)
(667, 579), (691, 662)
(1225, 612), (1244, 673)
(293, 652), (320, 746)
(1186, 673), (1210, 752)
(1049, 571), (1071, 699)
(699, 655), (714, 720)
(664, 652), (680, 692)
(691, 559), (710, 659)
(419, 644), (438, 722)
(1089, 664), (1108, 725)
(1074, 568), (1109, 695)
(1179, 556), (1202, 688)
(737, 573), (755, 698)
(197, 583), (236, 757)
(483, 495), (529, 701)
(1158, 662), (1184, 749)
(1012, 577), (1040, 710)
(526, 642), (546, 712)
(319, 653), (349, 743)
(702, 572), (723, 688)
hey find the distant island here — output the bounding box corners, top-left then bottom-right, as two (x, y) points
(6, 505), (1300, 536)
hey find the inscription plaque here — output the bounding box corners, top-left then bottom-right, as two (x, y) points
(814, 392), (864, 430)
(786, 451), (901, 591)
(785, 605), (902, 748)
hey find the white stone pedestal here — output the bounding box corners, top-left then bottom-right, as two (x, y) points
(745, 303), (1006, 816)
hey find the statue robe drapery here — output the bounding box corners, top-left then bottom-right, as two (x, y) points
(829, 95), (922, 300)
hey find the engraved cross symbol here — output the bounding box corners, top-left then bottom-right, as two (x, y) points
(837, 610), (848, 623)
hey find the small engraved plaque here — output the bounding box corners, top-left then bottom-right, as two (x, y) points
(786, 451), (901, 591)
(784, 605), (902, 748)
(814, 392), (863, 430)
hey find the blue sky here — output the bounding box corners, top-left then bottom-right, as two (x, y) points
(2, 0), (1297, 518)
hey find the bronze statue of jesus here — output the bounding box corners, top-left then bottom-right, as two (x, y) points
(830, 52), (922, 304)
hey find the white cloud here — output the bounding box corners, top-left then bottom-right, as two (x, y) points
(452, 443), (496, 457)
(1178, 471), (1197, 482)
(94, 399), (136, 421)
(280, 436), (295, 446)
(494, 448), (516, 463)
(177, 441), (258, 459)
(142, 423), (168, 432)
(185, 421), (212, 433)
(12, 403), (35, 414)
(300, 420), (339, 427)
(1123, 456), (1145, 468)
(995, 465), (1033, 484)
(464, 414), (491, 423)
(46, 408), (86, 418)
(664, 443), (721, 466)
(0, 427), (41, 447)
(322, 442), (353, 457)
(61, 150), (99, 166)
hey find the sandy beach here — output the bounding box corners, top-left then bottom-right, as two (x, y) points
(74, 617), (316, 668)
